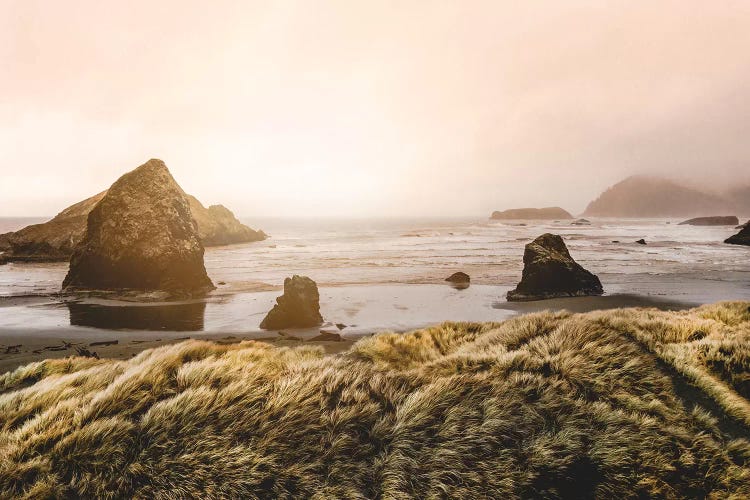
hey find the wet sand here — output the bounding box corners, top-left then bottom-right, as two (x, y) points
(0, 286), (704, 374)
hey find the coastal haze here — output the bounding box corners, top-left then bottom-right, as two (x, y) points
(3, 0), (750, 217)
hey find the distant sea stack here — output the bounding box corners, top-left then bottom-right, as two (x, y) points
(725, 225), (750, 246)
(490, 207), (573, 220)
(678, 216), (739, 226)
(186, 195), (266, 246)
(583, 176), (731, 217)
(0, 186), (264, 264)
(507, 233), (603, 301)
(63, 159), (214, 296)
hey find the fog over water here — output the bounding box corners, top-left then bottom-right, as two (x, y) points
(3, 1), (750, 217)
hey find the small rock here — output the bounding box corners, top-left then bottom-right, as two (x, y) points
(260, 275), (323, 329)
(636, 239), (647, 245)
(445, 272), (470, 283)
(309, 331), (343, 342)
(336, 323), (348, 330)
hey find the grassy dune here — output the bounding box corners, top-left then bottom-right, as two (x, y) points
(1, 303), (750, 498)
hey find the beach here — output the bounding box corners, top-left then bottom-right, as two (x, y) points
(1, 216), (749, 373)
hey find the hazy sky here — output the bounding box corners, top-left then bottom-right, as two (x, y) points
(2, 1), (750, 217)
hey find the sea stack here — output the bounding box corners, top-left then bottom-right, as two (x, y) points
(62, 159), (214, 296)
(678, 216), (739, 226)
(725, 225), (750, 246)
(490, 207), (573, 220)
(507, 233), (603, 301)
(260, 275), (324, 329)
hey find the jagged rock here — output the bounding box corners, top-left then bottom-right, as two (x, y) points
(0, 192), (106, 262)
(678, 216), (739, 226)
(571, 218), (591, 226)
(260, 275), (323, 329)
(735, 220), (748, 230)
(725, 225), (750, 246)
(62, 159), (214, 296)
(186, 195), (266, 246)
(491, 207), (573, 220)
(0, 187), (264, 263)
(445, 272), (470, 283)
(507, 233), (603, 301)
(636, 239), (647, 245)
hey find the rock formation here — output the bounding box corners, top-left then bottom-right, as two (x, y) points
(0, 192), (106, 262)
(583, 176), (731, 217)
(260, 275), (324, 329)
(62, 159), (214, 296)
(0, 188), (264, 263)
(725, 225), (750, 246)
(636, 239), (647, 245)
(186, 195), (266, 246)
(678, 216), (739, 226)
(491, 207), (573, 220)
(507, 233), (603, 301)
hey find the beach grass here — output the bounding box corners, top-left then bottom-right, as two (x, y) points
(1, 302), (749, 497)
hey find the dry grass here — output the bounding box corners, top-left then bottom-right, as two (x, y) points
(1, 303), (749, 498)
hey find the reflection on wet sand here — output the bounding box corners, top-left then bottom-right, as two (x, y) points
(68, 301), (206, 331)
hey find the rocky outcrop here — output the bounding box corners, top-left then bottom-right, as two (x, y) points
(678, 216), (739, 226)
(186, 195), (266, 246)
(636, 239), (647, 245)
(491, 207), (573, 220)
(0, 192), (106, 262)
(62, 159), (214, 296)
(0, 190), (264, 263)
(260, 275), (323, 329)
(507, 233), (603, 301)
(583, 176), (731, 217)
(725, 225), (750, 246)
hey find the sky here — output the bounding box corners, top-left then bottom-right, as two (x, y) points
(2, 0), (750, 217)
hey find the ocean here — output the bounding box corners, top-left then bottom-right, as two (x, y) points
(1, 216), (749, 337)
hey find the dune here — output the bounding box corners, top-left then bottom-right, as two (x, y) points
(1, 302), (749, 497)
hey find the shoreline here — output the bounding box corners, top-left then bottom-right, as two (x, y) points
(0, 288), (704, 374)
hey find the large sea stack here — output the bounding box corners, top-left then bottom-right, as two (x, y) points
(0, 191), (264, 263)
(260, 275), (323, 329)
(507, 233), (603, 301)
(62, 159), (214, 296)
(725, 225), (750, 246)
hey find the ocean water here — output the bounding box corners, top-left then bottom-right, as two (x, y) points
(0, 216), (749, 334)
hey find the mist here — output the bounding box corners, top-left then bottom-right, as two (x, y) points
(2, 0), (750, 217)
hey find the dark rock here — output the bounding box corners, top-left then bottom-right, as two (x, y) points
(736, 220), (749, 230)
(309, 331), (343, 342)
(62, 159), (214, 296)
(506, 233), (603, 301)
(260, 275), (323, 329)
(336, 323), (348, 330)
(725, 225), (750, 246)
(611, 240), (620, 243)
(491, 207), (573, 220)
(678, 216), (739, 226)
(445, 272), (470, 283)
(636, 239), (647, 245)
(571, 218), (591, 226)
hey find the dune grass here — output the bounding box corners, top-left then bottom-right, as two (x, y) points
(1, 303), (749, 498)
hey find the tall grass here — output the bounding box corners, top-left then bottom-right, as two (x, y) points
(1, 303), (749, 497)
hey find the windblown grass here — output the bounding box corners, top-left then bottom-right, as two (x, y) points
(1, 302), (749, 498)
